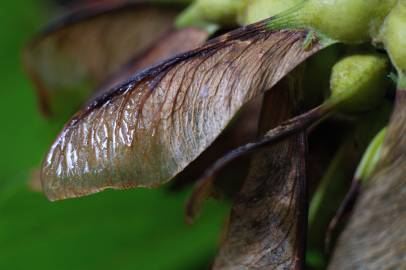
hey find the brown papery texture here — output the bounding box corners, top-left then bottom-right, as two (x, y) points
(213, 82), (307, 269)
(41, 19), (322, 201)
(329, 91), (406, 269)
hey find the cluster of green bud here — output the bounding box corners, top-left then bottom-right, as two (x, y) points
(178, 0), (400, 46)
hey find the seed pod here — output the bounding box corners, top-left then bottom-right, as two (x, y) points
(329, 53), (389, 113)
(379, 0), (406, 88)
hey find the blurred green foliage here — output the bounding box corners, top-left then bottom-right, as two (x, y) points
(0, 1), (227, 269)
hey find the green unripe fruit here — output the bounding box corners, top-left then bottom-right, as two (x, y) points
(329, 54), (389, 113)
(379, 0), (406, 89)
(238, 0), (301, 25)
(300, 0), (397, 43)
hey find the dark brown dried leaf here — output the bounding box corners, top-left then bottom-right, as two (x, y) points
(213, 82), (308, 270)
(329, 91), (406, 269)
(185, 100), (328, 223)
(23, 2), (181, 115)
(41, 20), (323, 201)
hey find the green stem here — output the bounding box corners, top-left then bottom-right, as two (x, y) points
(354, 127), (387, 183)
(398, 73), (406, 90)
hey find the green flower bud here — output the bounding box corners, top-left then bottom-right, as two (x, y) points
(238, 0), (301, 25)
(329, 53), (389, 113)
(300, 0), (397, 43)
(176, 0), (243, 28)
(379, 0), (406, 89)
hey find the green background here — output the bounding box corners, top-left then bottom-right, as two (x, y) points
(0, 1), (227, 269)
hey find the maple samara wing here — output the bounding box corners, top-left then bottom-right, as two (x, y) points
(41, 19), (326, 201)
